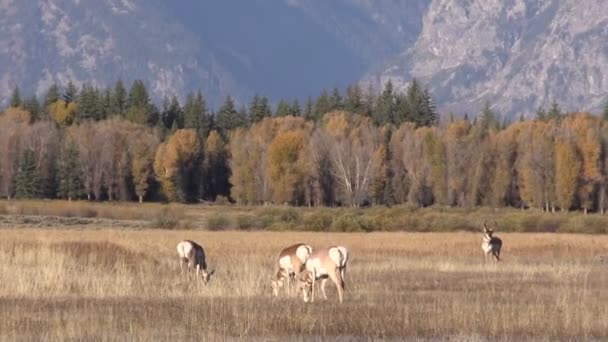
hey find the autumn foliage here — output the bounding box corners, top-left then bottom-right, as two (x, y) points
(5, 99), (608, 212)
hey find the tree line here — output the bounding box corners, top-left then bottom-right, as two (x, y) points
(3, 79), (608, 212)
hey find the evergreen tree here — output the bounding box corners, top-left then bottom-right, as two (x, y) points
(62, 80), (78, 103)
(110, 79), (127, 117)
(547, 100), (562, 122)
(344, 84), (364, 114)
(419, 87), (438, 126)
(314, 89), (332, 121)
(329, 87), (343, 111)
(249, 94), (272, 123)
(162, 95), (183, 131)
(76, 84), (101, 122)
(405, 79), (424, 126)
(44, 84), (60, 108)
(303, 96), (314, 120)
(183, 91), (209, 138)
(10, 86), (21, 108)
(275, 99), (291, 117)
(291, 99), (301, 117)
(216, 95), (243, 138)
(15, 149), (40, 199)
(23, 95), (41, 121)
(362, 83), (376, 118)
(603, 100), (608, 121)
(237, 105), (248, 128)
(126, 80), (156, 125)
(535, 106), (547, 121)
(374, 80), (395, 125)
(99, 87), (112, 120)
(479, 101), (499, 131)
(57, 142), (84, 201)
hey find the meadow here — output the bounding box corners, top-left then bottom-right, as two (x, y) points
(0, 225), (607, 340)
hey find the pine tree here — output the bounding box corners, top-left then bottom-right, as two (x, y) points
(62, 80), (78, 103)
(76, 84), (101, 122)
(479, 101), (498, 131)
(374, 80), (395, 125)
(314, 89), (332, 121)
(249, 94), (272, 123)
(44, 84), (60, 108)
(275, 99), (291, 117)
(99, 87), (112, 120)
(57, 142), (84, 201)
(291, 99), (301, 117)
(329, 87), (343, 111)
(303, 96), (314, 120)
(23, 95), (41, 121)
(10, 86), (21, 108)
(216, 95), (242, 139)
(344, 84), (363, 114)
(126, 80), (156, 125)
(162, 95), (183, 131)
(535, 106), (547, 121)
(110, 79), (127, 117)
(547, 100), (562, 122)
(362, 83), (376, 118)
(15, 149), (41, 199)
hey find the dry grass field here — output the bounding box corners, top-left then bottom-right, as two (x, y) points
(0, 227), (607, 340)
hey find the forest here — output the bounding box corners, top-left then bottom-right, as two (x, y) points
(2, 79), (608, 213)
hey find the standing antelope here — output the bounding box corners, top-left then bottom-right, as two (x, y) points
(271, 243), (312, 296)
(482, 222), (502, 263)
(177, 240), (214, 283)
(296, 245), (349, 304)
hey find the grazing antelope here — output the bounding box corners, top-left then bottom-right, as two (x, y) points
(271, 243), (312, 296)
(177, 240), (214, 283)
(296, 246), (349, 304)
(482, 221), (502, 263)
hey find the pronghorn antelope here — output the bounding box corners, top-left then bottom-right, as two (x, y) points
(482, 221), (502, 262)
(296, 246), (349, 304)
(271, 243), (312, 296)
(177, 240), (214, 283)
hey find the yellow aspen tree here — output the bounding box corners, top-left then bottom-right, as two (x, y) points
(554, 137), (580, 211)
(267, 130), (307, 204)
(229, 129), (256, 204)
(569, 114), (601, 213)
(153, 129), (200, 202)
(49, 100), (77, 126)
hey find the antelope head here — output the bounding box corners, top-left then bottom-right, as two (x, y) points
(296, 270), (313, 303)
(202, 269), (215, 284)
(482, 221), (493, 236)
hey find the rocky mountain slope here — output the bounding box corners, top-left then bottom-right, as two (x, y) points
(2, 0), (608, 118)
(366, 0), (608, 118)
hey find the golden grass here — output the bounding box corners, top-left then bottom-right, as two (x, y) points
(0, 229), (607, 340)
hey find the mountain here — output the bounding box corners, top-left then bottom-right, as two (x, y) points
(0, 0), (429, 108)
(2, 0), (608, 117)
(365, 0), (608, 118)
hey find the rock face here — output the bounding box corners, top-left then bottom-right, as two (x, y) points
(2, 0), (608, 117)
(0, 0), (242, 107)
(366, 0), (608, 118)
(0, 0), (429, 107)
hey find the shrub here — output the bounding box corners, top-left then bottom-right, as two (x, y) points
(150, 207), (180, 229)
(207, 213), (230, 231)
(303, 212), (333, 231)
(236, 215), (259, 230)
(331, 213), (364, 232)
